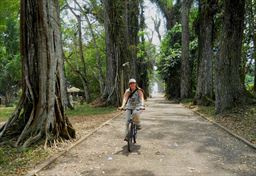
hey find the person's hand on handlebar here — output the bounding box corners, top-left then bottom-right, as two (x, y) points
(118, 106), (125, 111)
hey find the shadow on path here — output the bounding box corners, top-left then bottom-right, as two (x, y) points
(114, 144), (141, 156)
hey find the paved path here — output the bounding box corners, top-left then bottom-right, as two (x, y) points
(38, 95), (256, 176)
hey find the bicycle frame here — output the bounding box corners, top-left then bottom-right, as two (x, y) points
(127, 109), (137, 152)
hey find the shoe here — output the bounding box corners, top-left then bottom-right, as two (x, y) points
(137, 124), (141, 130)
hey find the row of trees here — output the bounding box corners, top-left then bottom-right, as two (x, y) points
(1, 0), (255, 147)
(0, 0), (155, 147)
(60, 0), (153, 105)
(157, 0), (256, 113)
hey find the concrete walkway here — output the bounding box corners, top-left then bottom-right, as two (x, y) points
(37, 95), (256, 176)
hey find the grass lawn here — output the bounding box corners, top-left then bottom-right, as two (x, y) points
(0, 104), (116, 122)
(0, 106), (15, 122)
(66, 103), (116, 117)
(0, 146), (48, 176)
(0, 103), (116, 176)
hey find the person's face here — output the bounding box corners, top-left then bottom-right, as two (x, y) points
(129, 82), (136, 90)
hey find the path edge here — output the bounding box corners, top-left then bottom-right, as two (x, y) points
(25, 111), (123, 176)
(181, 103), (256, 150)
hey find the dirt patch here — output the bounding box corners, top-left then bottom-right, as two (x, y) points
(41, 112), (120, 155)
(70, 112), (120, 138)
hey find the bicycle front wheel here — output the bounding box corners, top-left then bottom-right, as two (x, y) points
(133, 125), (137, 143)
(127, 122), (133, 152)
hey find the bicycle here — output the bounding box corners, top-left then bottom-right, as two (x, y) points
(119, 108), (145, 152)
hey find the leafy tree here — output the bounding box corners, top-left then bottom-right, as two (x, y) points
(215, 0), (254, 113)
(0, 16), (21, 106)
(157, 24), (182, 99)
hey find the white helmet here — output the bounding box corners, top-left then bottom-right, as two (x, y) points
(129, 78), (136, 84)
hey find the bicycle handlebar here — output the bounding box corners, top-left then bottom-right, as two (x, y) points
(118, 107), (145, 111)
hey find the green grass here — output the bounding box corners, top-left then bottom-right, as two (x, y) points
(0, 146), (48, 176)
(196, 105), (215, 117)
(66, 103), (116, 117)
(0, 104), (116, 122)
(180, 98), (194, 104)
(0, 106), (15, 122)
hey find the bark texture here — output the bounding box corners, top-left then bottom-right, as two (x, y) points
(180, 0), (193, 99)
(0, 0), (75, 147)
(215, 0), (248, 113)
(102, 0), (129, 105)
(126, 0), (140, 79)
(194, 0), (217, 105)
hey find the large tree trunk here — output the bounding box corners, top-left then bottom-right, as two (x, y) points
(0, 0), (75, 147)
(102, 0), (128, 106)
(180, 0), (193, 99)
(166, 77), (180, 99)
(194, 0), (217, 105)
(127, 0), (139, 78)
(215, 0), (249, 113)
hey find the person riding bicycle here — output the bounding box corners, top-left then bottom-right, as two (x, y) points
(119, 78), (145, 141)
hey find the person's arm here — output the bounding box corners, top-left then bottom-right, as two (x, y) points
(138, 90), (145, 109)
(119, 90), (129, 109)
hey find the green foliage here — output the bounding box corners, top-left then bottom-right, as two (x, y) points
(0, 16), (21, 104)
(157, 23), (182, 81)
(0, 106), (15, 122)
(0, 0), (19, 32)
(62, 6), (106, 100)
(64, 31), (106, 99)
(245, 74), (254, 92)
(0, 102), (115, 123)
(159, 0), (173, 10)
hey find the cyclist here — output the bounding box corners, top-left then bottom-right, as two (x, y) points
(119, 78), (145, 141)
